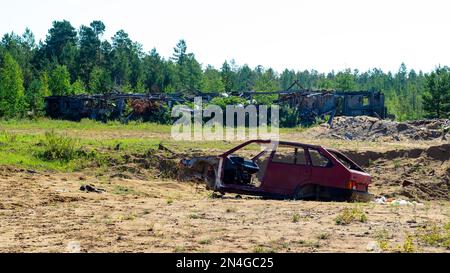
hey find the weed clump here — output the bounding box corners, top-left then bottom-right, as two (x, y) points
(1, 130), (17, 143)
(335, 207), (367, 225)
(39, 131), (79, 162)
(252, 245), (277, 253)
(292, 213), (300, 223)
(417, 222), (450, 248)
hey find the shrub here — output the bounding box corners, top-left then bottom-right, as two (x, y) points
(39, 130), (79, 161)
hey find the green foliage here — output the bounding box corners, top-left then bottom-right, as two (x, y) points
(1, 29), (36, 89)
(0, 52), (27, 117)
(423, 67), (450, 118)
(210, 96), (247, 110)
(181, 53), (203, 91)
(201, 65), (225, 92)
(49, 65), (71, 95)
(78, 23), (102, 83)
(335, 69), (357, 91)
(89, 66), (112, 94)
(236, 64), (255, 91)
(26, 72), (50, 116)
(143, 48), (165, 92)
(44, 20), (77, 65)
(221, 61), (236, 92)
(71, 78), (86, 94)
(280, 105), (301, 128)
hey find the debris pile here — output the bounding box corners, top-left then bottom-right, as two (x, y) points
(320, 116), (450, 141)
(79, 184), (105, 193)
(374, 196), (424, 206)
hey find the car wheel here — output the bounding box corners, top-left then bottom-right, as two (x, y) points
(294, 187), (305, 200)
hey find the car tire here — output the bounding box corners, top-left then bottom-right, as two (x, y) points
(203, 164), (217, 190)
(293, 187), (305, 200)
(294, 185), (318, 201)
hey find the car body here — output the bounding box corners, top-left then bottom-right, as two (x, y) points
(189, 140), (372, 201)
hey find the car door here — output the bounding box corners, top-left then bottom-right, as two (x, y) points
(306, 148), (336, 187)
(262, 145), (311, 195)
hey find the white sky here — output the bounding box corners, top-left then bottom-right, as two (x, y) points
(2, 0), (449, 73)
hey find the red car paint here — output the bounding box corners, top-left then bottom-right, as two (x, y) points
(213, 140), (372, 200)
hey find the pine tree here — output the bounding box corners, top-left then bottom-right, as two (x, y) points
(221, 61), (236, 92)
(201, 65), (225, 92)
(423, 67), (450, 118)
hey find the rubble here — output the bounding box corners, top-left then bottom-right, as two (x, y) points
(319, 116), (450, 141)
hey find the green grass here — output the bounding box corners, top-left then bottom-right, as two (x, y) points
(113, 185), (136, 195)
(252, 245), (277, 253)
(0, 129), (116, 171)
(0, 118), (263, 153)
(0, 118), (173, 132)
(0, 118), (412, 173)
(0, 118), (263, 172)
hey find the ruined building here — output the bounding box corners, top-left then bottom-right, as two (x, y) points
(277, 90), (387, 124)
(44, 88), (388, 125)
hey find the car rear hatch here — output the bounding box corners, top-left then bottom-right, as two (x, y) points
(347, 170), (371, 192)
(327, 149), (372, 192)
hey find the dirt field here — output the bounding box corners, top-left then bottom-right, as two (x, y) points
(0, 120), (448, 253)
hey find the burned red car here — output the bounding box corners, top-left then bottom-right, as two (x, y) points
(184, 140), (372, 201)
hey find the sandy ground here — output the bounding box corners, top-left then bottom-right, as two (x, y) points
(0, 123), (448, 253)
(0, 165), (448, 253)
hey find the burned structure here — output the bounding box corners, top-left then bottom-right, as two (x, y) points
(44, 86), (388, 125)
(45, 93), (181, 122)
(276, 90), (387, 125)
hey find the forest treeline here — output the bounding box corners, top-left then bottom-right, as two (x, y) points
(0, 20), (449, 121)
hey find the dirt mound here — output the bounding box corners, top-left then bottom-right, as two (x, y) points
(343, 144), (450, 201)
(109, 145), (189, 181)
(343, 144), (450, 167)
(319, 116), (450, 141)
(369, 157), (449, 201)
